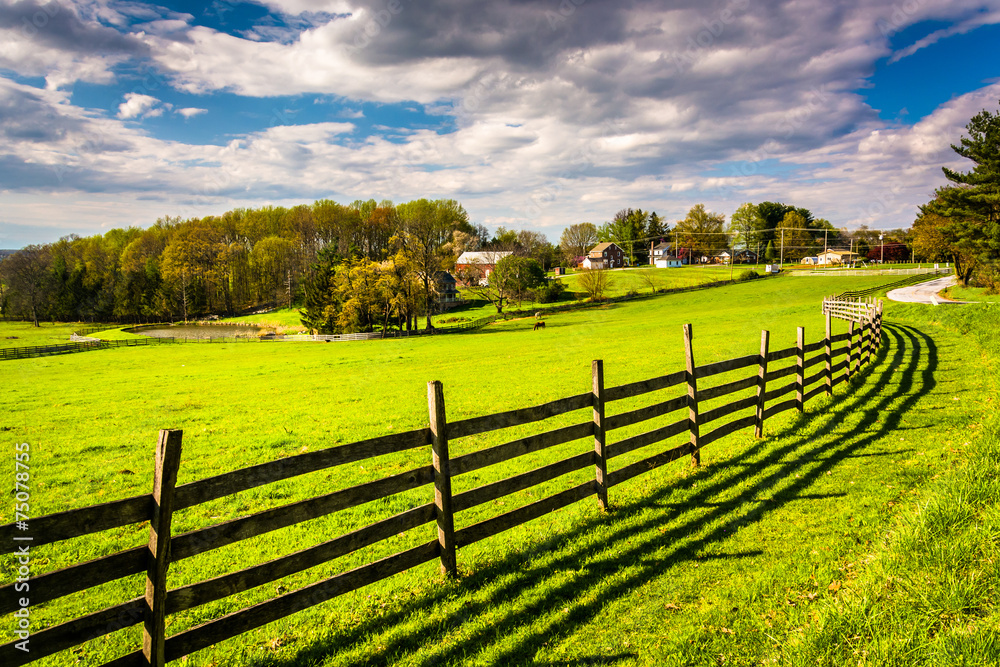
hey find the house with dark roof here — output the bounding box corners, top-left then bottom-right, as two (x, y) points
(582, 242), (625, 269)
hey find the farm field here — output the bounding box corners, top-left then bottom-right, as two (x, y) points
(0, 321), (94, 349)
(2, 273), (998, 665)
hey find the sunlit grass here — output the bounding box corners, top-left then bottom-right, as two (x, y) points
(1, 275), (996, 665)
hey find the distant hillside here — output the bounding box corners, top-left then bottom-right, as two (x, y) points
(0, 249), (18, 261)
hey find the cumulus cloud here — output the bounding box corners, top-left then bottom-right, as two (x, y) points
(0, 0), (150, 89)
(2, 0), (1000, 242)
(175, 107), (208, 118)
(117, 93), (165, 119)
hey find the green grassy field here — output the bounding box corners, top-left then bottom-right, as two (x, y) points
(0, 321), (95, 349)
(2, 274), (997, 666)
(943, 284), (1000, 303)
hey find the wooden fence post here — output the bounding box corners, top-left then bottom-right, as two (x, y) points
(862, 313), (871, 367)
(824, 313), (833, 396)
(754, 329), (770, 438)
(875, 301), (883, 351)
(142, 429), (183, 667)
(796, 326), (805, 412)
(847, 320), (856, 378)
(683, 324), (700, 466)
(427, 381), (457, 577)
(592, 360), (609, 511)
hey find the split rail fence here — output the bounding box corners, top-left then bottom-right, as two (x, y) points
(1, 299), (884, 666)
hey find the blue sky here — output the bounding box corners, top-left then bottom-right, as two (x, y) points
(1, 0), (999, 247)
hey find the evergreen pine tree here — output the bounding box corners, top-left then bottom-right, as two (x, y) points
(764, 240), (776, 262)
(299, 247), (341, 334)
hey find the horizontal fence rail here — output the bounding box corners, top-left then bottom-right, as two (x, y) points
(0, 300), (884, 666)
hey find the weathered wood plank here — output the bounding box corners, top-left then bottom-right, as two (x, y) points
(452, 452), (593, 513)
(0, 598), (145, 666)
(765, 364), (797, 382)
(684, 324), (700, 467)
(144, 429), (183, 667)
(101, 651), (148, 667)
(605, 395), (687, 431)
(699, 395), (758, 426)
(803, 339), (825, 353)
(450, 421), (593, 476)
(448, 392), (593, 440)
(825, 313), (833, 397)
(767, 346), (797, 362)
(604, 369), (687, 403)
(755, 329), (770, 438)
(763, 398), (797, 420)
(607, 441), (695, 487)
(803, 353), (826, 370)
(694, 354), (759, 380)
(0, 546), (146, 615)
(803, 369), (825, 388)
(606, 417), (690, 460)
(454, 481), (595, 548)
(171, 466), (434, 561)
(174, 428), (431, 510)
(700, 414), (757, 447)
(428, 380), (456, 577)
(167, 504), (435, 614)
(831, 345), (848, 359)
(796, 327), (805, 413)
(763, 380), (796, 403)
(592, 360), (609, 510)
(0, 495), (151, 554)
(697, 375), (758, 402)
(163, 541), (440, 662)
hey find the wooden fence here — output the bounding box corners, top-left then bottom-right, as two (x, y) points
(0, 300), (883, 666)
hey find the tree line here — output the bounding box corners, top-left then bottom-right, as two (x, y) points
(560, 204), (911, 266)
(0, 198), (474, 329)
(912, 101), (1000, 288)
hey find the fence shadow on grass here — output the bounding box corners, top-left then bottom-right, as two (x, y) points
(258, 322), (935, 667)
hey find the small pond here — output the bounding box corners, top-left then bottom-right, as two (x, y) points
(128, 324), (261, 339)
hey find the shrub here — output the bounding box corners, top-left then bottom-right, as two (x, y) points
(530, 280), (567, 303)
(735, 270), (760, 282)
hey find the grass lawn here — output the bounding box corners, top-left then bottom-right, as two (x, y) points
(0, 321), (95, 349)
(943, 284), (1000, 303)
(1, 273), (997, 665)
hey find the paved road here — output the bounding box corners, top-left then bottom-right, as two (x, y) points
(886, 275), (971, 305)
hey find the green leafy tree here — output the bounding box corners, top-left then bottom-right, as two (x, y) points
(465, 254), (545, 313)
(397, 199), (469, 329)
(776, 211), (814, 261)
(764, 240), (776, 263)
(728, 203), (763, 252)
(560, 223), (598, 264)
(675, 204), (727, 261)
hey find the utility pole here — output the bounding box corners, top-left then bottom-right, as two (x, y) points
(780, 228), (785, 268)
(823, 230), (828, 268)
(880, 233), (884, 264)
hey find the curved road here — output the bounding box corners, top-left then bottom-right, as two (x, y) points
(886, 275), (971, 305)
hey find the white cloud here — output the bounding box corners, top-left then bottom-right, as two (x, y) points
(175, 107), (208, 118)
(117, 93), (163, 119)
(3, 0), (1000, 245)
